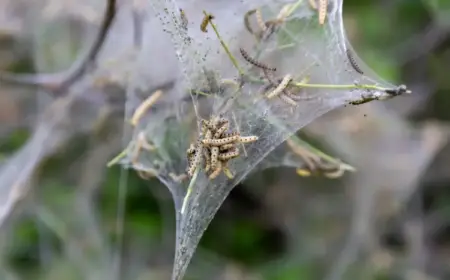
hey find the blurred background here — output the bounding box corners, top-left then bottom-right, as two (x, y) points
(0, 0), (449, 279)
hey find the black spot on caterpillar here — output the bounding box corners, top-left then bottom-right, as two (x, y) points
(200, 13), (214, 32)
(239, 48), (276, 71)
(346, 49), (364, 75)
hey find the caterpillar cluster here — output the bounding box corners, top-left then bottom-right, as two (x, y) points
(243, 4), (293, 41)
(263, 71), (314, 106)
(186, 116), (258, 179)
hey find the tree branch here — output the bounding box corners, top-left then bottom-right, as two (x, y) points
(0, 0), (117, 95)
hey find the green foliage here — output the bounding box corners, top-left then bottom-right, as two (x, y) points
(0, 128), (30, 154)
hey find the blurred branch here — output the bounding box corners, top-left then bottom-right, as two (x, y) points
(131, 2), (145, 48)
(0, 0), (117, 95)
(390, 22), (450, 65)
(0, 86), (123, 229)
(324, 173), (377, 280)
(78, 131), (122, 195)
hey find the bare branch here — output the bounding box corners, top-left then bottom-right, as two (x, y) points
(0, 0), (117, 94)
(0, 85), (122, 228)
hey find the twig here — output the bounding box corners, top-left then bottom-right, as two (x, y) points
(292, 82), (385, 90)
(131, 3), (145, 48)
(107, 145), (130, 167)
(204, 11), (244, 76)
(0, 0), (117, 95)
(181, 168), (200, 214)
(282, 0), (304, 19)
(0, 90), (115, 228)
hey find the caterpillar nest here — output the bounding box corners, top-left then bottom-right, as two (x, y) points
(186, 116), (258, 180)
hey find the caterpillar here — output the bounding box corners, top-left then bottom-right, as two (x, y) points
(187, 141), (203, 176)
(201, 119), (216, 133)
(323, 166), (345, 178)
(137, 170), (156, 180)
(186, 156), (195, 176)
(239, 48), (276, 71)
(186, 144), (196, 155)
(222, 164), (234, 179)
(318, 0), (327, 25)
(203, 148), (211, 172)
(317, 159), (341, 173)
(296, 168), (312, 177)
(138, 132), (155, 150)
(217, 117), (228, 127)
(279, 93), (298, 106)
(208, 160), (222, 179)
(221, 132), (240, 138)
(219, 143), (234, 151)
(200, 119), (209, 133)
(210, 146), (219, 170)
(218, 148), (240, 161)
(239, 136), (259, 143)
(130, 90), (162, 126)
(259, 21), (277, 41)
(346, 49), (364, 74)
(263, 68), (296, 104)
(266, 74), (292, 99)
(186, 144), (196, 167)
(209, 115), (221, 130)
(255, 9), (267, 32)
(285, 89), (316, 101)
(202, 134), (240, 146)
(211, 116), (227, 128)
(262, 68), (278, 85)
(244, 9), (257, 35)
(169, 172), (188, 182)
(204, 129), (212, 140)
(131, 132), (155, 165)
(200, 13), (214, 32)
(213, 121), (229, 139)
